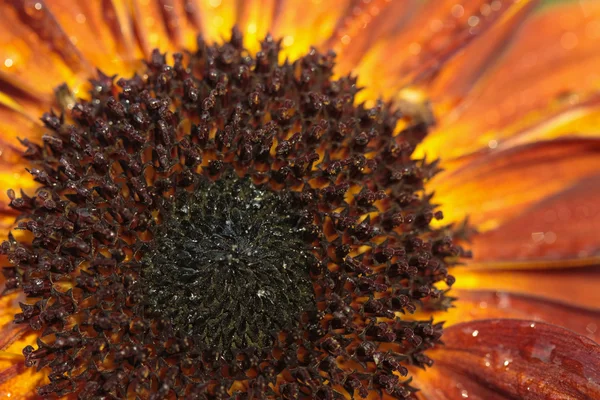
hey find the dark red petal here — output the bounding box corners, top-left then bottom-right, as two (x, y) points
(418, 319), (600, 400)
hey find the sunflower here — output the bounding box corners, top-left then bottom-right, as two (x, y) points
(0, 0), (599, 398)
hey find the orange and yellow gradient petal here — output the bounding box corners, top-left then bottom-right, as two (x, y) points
(0, 291), (45, 399)
(418, 0), (600, 161)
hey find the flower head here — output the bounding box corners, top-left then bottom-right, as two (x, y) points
(3, 33), (468, 398)
(0, 0), (599, 399)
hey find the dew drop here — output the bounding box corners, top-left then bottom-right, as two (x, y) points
(586, 322), (597, 334)
(529, 341), (556, 363)
(467, 16), (480, 27)
(480, 4), (492, 16)
(560, 32), (578, 50)
(451, 4), (465, 18)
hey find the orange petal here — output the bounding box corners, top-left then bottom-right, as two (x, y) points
(0, 104), (44, 150)
(443, 289), (600, 341)
(426, 0), (539, 109)
(430, 138), (600, 231)
(43, 0), (142, 76)
(320, 0), (419, 76)
(420, 0), (600, 160)
(415, 319), (600, 400)
(471, 173), (600, 265)
(354, 0), (539, 102)
(0, 323), (29, 353)
(0, 1), (93, 99)
(130, 0), (179, 56)
(0, 105), (42, 224)
(451, 266), (600, 309)
(0, 292), (23, 333)
(0, 103), (54, 227)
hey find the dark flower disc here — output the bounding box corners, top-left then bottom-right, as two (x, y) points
(2, 29), (466, 399)
(142, 174), (316, 354)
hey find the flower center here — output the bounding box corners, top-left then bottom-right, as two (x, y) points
(142, 175), (315, 354)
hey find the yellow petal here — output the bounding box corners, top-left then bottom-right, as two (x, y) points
(452, 265), (600, 309)
(269, 0), (351, 60)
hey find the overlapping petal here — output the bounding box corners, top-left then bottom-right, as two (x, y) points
(353, 0), (541, 102)
(426, 0), (540, 110)
(0, 360), (40, 400)
(414, 319), (600, 399)
(130, 0), (205, 56)
(470, 173), (600, 265)
(443, 289), (600, 340)
(319, 0), (420, 75)
(43, 0), (141, 75)
(431, 137), (600, 232)
(419, 0), (600, 161)
(0, 0), (92, 101)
